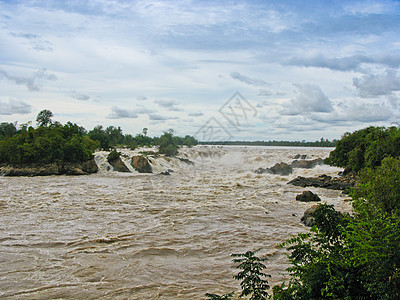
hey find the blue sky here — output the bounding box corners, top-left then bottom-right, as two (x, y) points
(0, 0), (399, 141)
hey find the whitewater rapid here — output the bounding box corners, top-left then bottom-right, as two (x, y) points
(0, 146), (351, 299)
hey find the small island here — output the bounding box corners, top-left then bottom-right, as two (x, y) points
(0, 110), (198, 176)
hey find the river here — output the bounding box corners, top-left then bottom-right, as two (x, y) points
(0, 146), (351, 299)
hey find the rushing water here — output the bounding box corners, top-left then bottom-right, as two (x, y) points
(0, 146), (352, 299)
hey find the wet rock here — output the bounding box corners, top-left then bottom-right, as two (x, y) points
(0, 159), (99, 176)
(255, 162), (293, 176)
(291, 158), (324, 169)
(108, 157), (131, 173)
(131, 156), (152, 173)
(177, 157), (194, 165)
(294, 154), (308, 159)
(288, 174), (356, 193)
(81, 159), (99, 174)
(296, 191), (321, 202)
(301, 204), (320, 226)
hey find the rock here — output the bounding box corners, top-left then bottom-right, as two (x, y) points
(296, 191), (321, 202)
(81, 159), (99, 174)
(177, 157), (194, 165)
(108, 157), (131, 173)
(160, 171), (171, 175)
(0, 159), (99, 176)
(291, 158), (324, 169)
(294, 154), (308, 159)
(255, 162), (293, 176)
(131, 156), (152, 173)
(288, 174), (355, 193)
(301, 204), (320, 226)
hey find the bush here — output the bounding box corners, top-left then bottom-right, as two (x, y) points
(158, 131), (179, 156)
(326, 126), (400, 172)
(107, 149), (121, 162)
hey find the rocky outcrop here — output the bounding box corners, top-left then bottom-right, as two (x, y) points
(255, 162), (293, 176)
(177, 157), (194, 165)
(301, 204), (320, 226)
(255, 158), (324, 176)
(0, 159), (99, 176)
(108, 157), (131, 173)
(290, 158), (324, 169)
(296, 191), (321, 202)
(294, 154), (308, 159)
(131, 156), (152, 173)
(288, 174), (356, 193)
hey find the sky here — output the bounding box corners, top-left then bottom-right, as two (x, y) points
(0, 0), (399, 141)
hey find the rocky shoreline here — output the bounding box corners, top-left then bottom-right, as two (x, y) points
(0, 159), (98, 176)
(288, 173), (358, 193)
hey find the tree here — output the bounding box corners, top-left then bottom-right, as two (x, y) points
(233, 249), (271, 300)
(158, 131), (179, 156)
(36, 109), (54, 127)
(142, 127), (148, 136)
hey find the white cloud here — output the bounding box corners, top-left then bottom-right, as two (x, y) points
(107, 106), (139, 119)
(230, 72), (269, 87)
(0, 99), (32, 115)
(353, 69), (400, 98)
(281, 84), (333, 115)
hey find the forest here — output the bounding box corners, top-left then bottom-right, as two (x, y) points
(0, 109), (198, 165)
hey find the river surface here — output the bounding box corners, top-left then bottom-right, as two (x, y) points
(0, 146), (351, 299)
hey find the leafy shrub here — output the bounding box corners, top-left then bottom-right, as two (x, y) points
(107, 149), (121, 162)
(158, 131), (179, 156)
(326, 126), (400, 172)
(206, 249), (271, 300)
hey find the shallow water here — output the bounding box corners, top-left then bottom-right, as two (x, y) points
(0, 146), (351, 299)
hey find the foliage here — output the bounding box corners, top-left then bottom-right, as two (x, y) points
(0, 122), (17, 139)
(326, 126), (400, 172)
(158, 131), (179, 156)
(0, 120), (98, 165)
(233, 249), (271, 300)
(36, 109), (54, 127)
(107, 149), (121, 162)
(273, 159), (400, 299)
(206, 250), (271, 300)
(352, 157), (400, 214)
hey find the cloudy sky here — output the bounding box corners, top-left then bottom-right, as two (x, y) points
(0, 0), (399, 141)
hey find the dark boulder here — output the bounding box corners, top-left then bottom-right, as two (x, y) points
(131, 156), (152, 173)
(177, 157), (194, 165)
(294, 154), (308, 159)
(81, 159), (99, 174)
(296, 191), (321, 202)
(255, 162), (293, 176)
(288, 174), (355, 193)
(291, 158), (324, 169)
(108, 157), (131, 173)
(301, 204), (320, 226)
(0, 159), (99, 176)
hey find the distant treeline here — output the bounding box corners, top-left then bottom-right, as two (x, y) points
(199, 138), (337, 147)
(0, 109), (198, 165)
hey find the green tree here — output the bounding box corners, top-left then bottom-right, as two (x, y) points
(36, 109), (54, 127)
(233, 249), (271, 300)
(88, 125), (110, 150)
(158, 131), (179, 156)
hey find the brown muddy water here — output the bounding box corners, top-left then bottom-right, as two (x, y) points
(0, 146), (351, 299)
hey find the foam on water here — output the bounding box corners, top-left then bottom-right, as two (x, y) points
(0, 146), (351, 299)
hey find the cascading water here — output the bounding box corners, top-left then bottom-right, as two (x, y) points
(0, 146), (351, 299)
